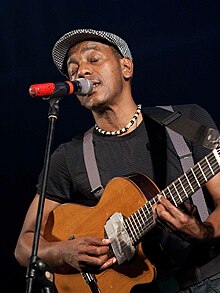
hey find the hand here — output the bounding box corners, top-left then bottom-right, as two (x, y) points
(155, 195), (212, 239)
(61, 237), (116, 273)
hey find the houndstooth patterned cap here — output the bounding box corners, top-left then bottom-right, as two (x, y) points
(52, 29), (132, 77)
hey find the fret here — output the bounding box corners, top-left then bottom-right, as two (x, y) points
(164, 186), (178, 206)
(180, 179), (191, 201)
(144, 203), (155, 232)
(138, 207), (145, 227)
(172, 182), (182, 204)
(166, 176), (189, 204)
(132, 212), (142, 239)
(178, 177), (188, 200)
(191, 168), (201, 188)
(169, 183), (180, 205)
(214, 148), (220, 166)
(133, 212), (141, 230)
(147, 201), (153, 209)
(198, 162), (207, 181)
(161, 190), (166, 198)
(184, 172), (194, 193)
(126, 217), (138, 243)
(150, 196), (158, 205)
(138, 207), (147, 227)
(143, 204), (153, 229)
(196, 159), (209, 182)
(193, 167), (203, 187)
(205, 156), (215, 175)
(141, 202), (151, 226)
(139, 205), (150, 224)
(125, 217), (136, 241)
(146, 201), (153, 214)
(138, 206), (148, 229)
(130, 214), (140, 240)
(145, 202), (154, 229)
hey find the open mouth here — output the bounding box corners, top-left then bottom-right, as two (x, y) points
(91, 80), (100, 89)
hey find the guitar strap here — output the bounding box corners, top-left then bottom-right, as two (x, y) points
(83, 106), (210, 220)
(144, 106), (219, 150)
(83, 126), (104, 199)
(157, 105), (209, 221)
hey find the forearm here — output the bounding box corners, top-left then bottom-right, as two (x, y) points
(15, 231), (114, 274)
(14, 232), (65, 269)
(205, 203), (220, 238)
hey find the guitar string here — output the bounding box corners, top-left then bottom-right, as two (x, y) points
(123, 151), (220, 245)
(107, 150), (220, 258)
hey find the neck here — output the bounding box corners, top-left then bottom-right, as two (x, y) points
(94, 104), (142, 136)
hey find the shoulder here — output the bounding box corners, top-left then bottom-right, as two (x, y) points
(143, 103), (205, 115)
(51, 133), (85, 159)
(142, 104), (217, 129)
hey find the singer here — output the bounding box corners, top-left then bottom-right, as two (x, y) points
(15, 29), (220, 293)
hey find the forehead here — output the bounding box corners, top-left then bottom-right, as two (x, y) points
(67, 40), (113, 57)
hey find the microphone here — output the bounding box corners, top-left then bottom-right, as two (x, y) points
(29, 78), (93, 98)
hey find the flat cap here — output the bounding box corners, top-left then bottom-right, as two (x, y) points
(52, 28), (132, 77)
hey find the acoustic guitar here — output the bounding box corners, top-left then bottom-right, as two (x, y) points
(44, 147), (220, 292)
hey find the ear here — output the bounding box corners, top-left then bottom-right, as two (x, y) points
(120, 57), (133, 79)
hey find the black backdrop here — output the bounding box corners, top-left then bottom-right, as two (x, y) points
(1, 1), (220, 292)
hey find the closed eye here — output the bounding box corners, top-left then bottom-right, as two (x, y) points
(68, 65), (78, 78)
(89, 56), (100, 63)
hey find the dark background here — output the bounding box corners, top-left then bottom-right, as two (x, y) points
(1, 1), (220, 292)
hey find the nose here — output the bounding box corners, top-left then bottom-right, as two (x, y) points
(77, 62), (92, 78)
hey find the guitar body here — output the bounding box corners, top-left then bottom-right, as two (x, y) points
(44, 174), (160, 292)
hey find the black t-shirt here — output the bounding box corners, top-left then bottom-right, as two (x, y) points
(37, 103), (217, 205)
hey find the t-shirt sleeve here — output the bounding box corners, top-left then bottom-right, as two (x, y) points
(36, 144), (73, 203)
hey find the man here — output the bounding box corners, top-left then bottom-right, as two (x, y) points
(15, 29), (220, 292)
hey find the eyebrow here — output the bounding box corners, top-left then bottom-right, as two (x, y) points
(81, 44), (102, 54)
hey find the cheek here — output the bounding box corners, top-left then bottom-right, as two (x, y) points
(101, 66), (122, 88)
(100, 61), (121, 80)
(109, 69), (124, 92)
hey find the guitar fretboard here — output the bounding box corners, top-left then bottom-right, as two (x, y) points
(124, 148), (220, 244)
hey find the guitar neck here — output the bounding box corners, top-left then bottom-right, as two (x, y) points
(125, 148), (220, 244)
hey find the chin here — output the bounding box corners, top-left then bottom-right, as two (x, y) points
(84, 96), (107, 109)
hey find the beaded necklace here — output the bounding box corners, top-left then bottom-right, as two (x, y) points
(95, 104), (142, 136)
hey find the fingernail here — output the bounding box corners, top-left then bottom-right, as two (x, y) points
(102, 238), (110, 243)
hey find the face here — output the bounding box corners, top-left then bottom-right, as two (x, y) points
(66, 41), (133, 110)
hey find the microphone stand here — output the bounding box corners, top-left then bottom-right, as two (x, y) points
(26, 96), (61, 293)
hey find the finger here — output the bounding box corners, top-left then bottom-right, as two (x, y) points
(156, 203), (180, 230)
(84, 237), (106, 245)
(101, 238), (111, 245)
(84, 244), (110, 256)
(184, 202), (198, 216)
(81, 253), (113, 272)
(158, 195), (183, 218)
(85, 237), (111, 247)
(99, 257), (117, 271)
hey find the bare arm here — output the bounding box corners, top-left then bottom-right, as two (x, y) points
(14, 194), (116, 272)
